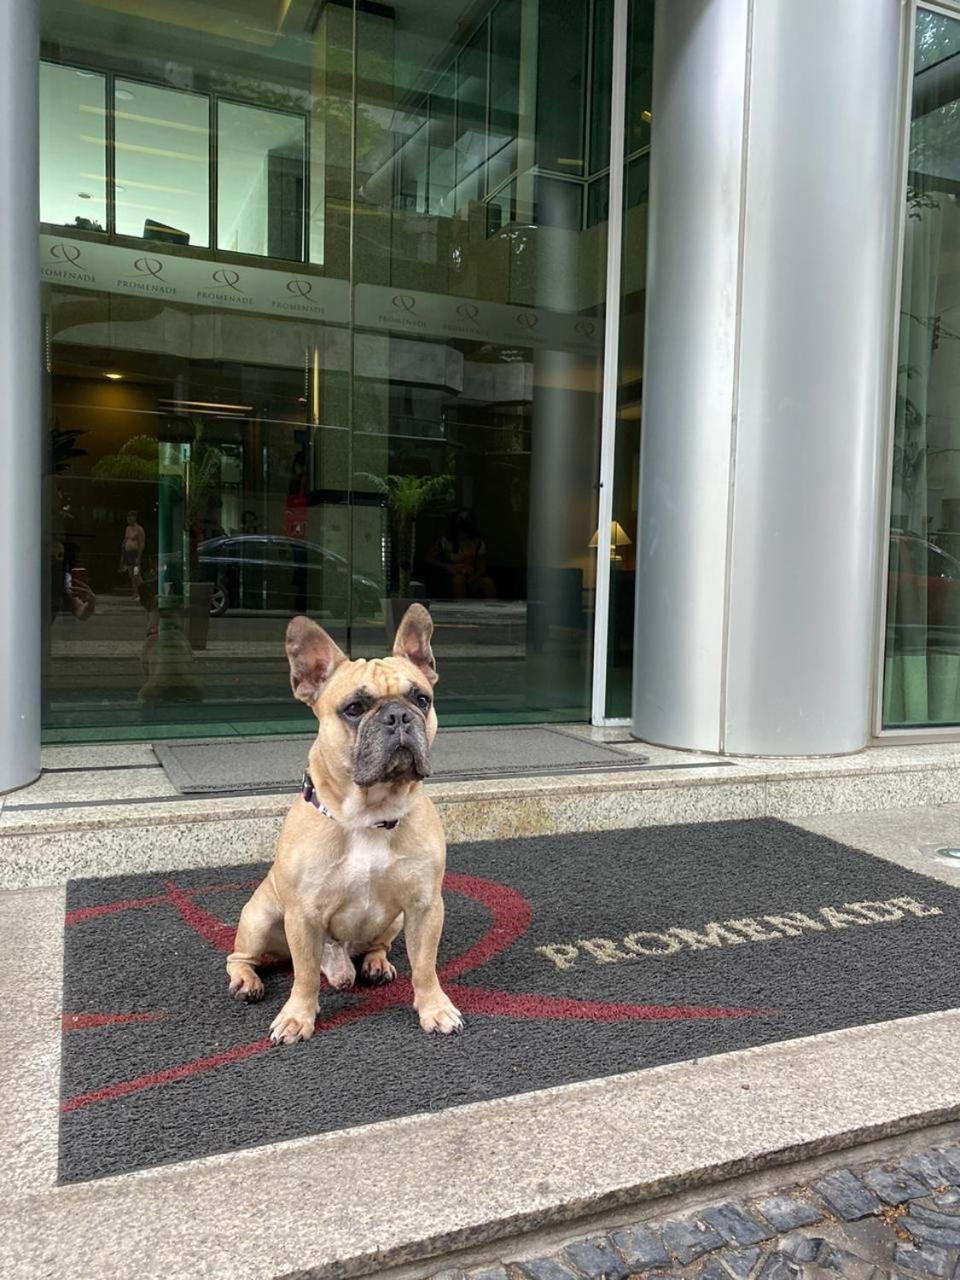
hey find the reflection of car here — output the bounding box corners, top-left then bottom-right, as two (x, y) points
(888, 531), (960, 636)
(161, 536), (382, 617)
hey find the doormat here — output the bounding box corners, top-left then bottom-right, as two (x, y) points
(59, 817), (960, 1183)
(152, 726), (649, 793)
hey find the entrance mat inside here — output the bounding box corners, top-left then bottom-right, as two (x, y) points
(59, 817), (960, 1183)
(152, 726), (648, 793)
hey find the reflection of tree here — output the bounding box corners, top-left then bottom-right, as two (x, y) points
(50, 422), (86, 474)
(357, 471), (453, 597)
(92, 419), (224, 576)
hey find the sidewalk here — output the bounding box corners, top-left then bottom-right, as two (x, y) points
(4, 800), (960, 1279)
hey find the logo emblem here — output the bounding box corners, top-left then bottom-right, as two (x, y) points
(516, 311), (539, 331)
(286, 279), (313, 298)
(456, 302), (480, 323)
(391, 294), (416, 314)
(132, 257), (164, 280)
(50, 243), (81, 265)
(212, 268), (242, 293)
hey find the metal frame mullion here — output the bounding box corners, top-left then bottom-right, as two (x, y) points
(590, 0), (628, 725)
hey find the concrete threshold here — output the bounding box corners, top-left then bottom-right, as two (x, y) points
(3, 732), (960, 887)
(6, 807), (960, 1279)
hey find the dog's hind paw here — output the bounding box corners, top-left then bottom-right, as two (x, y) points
(360, 951), (397, 985)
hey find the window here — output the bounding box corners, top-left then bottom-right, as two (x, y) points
(40, 63), (107, 232)
(41, 61), (309, 262)
(114, 80), (209, 246)
(217, 102), (306, 261)
(883, 6), (960, 727)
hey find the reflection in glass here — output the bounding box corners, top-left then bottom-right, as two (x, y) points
(605, 0), (653, 717)
(40, 63), (107, 232)
(114, 80), (209, 246)
(41, 0), (621, 739)
(883, 7), (960, 727)
(218, 102), (306, 260)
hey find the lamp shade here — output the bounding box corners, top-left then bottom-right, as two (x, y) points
(589, 520), (633, 549)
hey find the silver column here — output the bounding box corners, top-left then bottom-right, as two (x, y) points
(0, 0), (40, 792)
(633, 0), (903, 756)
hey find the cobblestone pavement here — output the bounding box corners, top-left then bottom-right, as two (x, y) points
(428, 1140), (960, 1280)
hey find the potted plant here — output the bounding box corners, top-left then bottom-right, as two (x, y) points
(357, 471), (453, 639)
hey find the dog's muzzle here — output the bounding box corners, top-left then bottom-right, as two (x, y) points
(353, 700), (431, 787)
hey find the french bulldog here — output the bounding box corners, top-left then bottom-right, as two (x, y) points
(226, 604), (463, 1043)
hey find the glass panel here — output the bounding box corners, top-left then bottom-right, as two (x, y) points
(351, 0), (612, 725)
(589, 0), (613, 176)
(536, 0), (588, 176)
(883, 6), (960, 728)
(455, 21), (489, 210)
(217, 102), (306, 260)
(40, 0), (619, 741)
(488, 0), (521, 192)
(605, 0), (654, 717)
(114, 80), (209, 246)
(40, 63), (107, 233)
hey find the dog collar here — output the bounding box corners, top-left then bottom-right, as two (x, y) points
(300, 771), (401, 831)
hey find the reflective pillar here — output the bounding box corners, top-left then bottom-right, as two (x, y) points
(633, 0), (903, 756)
(0, 0), (40, 792)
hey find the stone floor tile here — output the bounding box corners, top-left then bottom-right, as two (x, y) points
(861, 1166), (929, 1205)
(719, 1245), (764, 1278)
(755, 1194), (822, 1232)
(700, 1202), (775, 1247)
(813, 1170), (883, 1221)
(513, 1258), (581, 1280)
(755, 1252), (801, 1280)
(561, 1236), (629, 1280)
(609, 1224), (670, 1271)
(892, 1240), (955, 1278)
(660, 1217), (725, 1265)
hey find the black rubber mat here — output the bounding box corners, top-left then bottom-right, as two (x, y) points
(59, 818), (960, 1183)
(152, 727), (648, 793)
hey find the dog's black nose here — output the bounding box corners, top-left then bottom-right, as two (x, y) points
(378, 701), (413, 730)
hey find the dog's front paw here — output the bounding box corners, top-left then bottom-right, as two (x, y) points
(269, 999), (318, 1045)
(227, 967), (264, 1003)
(417, 994), (464, 1035)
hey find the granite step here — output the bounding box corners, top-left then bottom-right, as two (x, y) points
(3, 734), (960, 888)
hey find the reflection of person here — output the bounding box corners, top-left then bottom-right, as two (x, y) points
(120, 510), (146, 598)
(427, 508), (496, 600)
(51, 554), (96, 622)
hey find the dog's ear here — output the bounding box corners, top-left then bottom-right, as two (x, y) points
(285, 616), (346, 704)
(392, 603), (438, 685)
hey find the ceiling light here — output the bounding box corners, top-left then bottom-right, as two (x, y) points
(76, 70), (98, 78)
(104, 372), (124, 381)
(158, 399), (252, 412)
(116, 88), (135, 101)
(77, 192), (92, 200)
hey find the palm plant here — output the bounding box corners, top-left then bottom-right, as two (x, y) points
(358, 471), (453, 597)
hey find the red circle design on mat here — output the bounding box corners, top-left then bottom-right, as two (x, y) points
(60, 872), (770, 1113)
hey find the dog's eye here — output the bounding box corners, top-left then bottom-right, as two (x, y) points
(415, 693), (431, 712)
(342, 702), (365, 720)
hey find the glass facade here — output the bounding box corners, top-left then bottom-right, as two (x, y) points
(884, 5), (960, 728)
(40, 0), (628, 740)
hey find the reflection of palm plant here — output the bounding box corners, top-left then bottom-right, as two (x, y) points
(358, 472), (453, 597)
(93, 418), (223, 577)
(50, 422), (87, 474)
